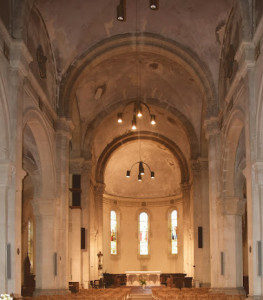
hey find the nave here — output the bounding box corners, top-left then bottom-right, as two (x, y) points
(11, 287), (247, 300)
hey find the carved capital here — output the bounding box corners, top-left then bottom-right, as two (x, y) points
(56, 118), (74, 140)
(70, 157), (84, 173)
(221, 197), (246, 216)
(82, 160), (93, 173)
(181, 183), (191, 196)
(204, 116), (220, 139)
(190, 160), (201, 173)
(95, 182), (106, 196)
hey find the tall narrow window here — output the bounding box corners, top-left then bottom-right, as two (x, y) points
(28, 220), (34, 271)
(110, 210), (117, 254)
(139, 212), (149, 255)
(171, 210), (178, 254)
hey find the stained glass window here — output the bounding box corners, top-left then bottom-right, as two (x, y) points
(139, 212), (148, 255)
(110, 210), (117, 254)
(171, 210), (178, 254)
(28, 220), (34, 271)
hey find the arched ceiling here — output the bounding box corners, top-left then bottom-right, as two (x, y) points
(36, 0), (234, 85)
(104, 140), (181, 198)
(34, 0), (234, 199)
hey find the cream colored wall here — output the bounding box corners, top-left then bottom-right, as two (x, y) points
(103, 200), (184, 274)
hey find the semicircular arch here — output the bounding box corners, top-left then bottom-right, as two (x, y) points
(96, 131), (189, 185)
(222, 108), (245, 197)
(59, 33), (217, 119)
(23, 108), (56, 199)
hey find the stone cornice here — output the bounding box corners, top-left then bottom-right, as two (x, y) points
(104, 192), (182, 203)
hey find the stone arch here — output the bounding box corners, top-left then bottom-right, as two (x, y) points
(222, 108), (245, 197)
(0, 72), (10, 160)
(96, 131), (189, 185)
(59, 33), (217, 119)
(83, 99), (199, 161)
(23, 108), (56, 199)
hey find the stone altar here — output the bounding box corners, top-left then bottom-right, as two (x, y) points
(125, 271), (161, 286)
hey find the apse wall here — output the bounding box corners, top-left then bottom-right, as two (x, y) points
(102, 198), (184, 274)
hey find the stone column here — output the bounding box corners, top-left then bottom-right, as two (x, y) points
(6, 40), (32, 296)
(182, 182), (194, 277)
(55, 118), (73, 291)
(0, 162), (15, 294)
(81, 160), (93, 288)
(204, 117), (222, 288)
(248, 162), (263, 298)
(32, 199), (57, 295)
(191, 159), (210, 285)
(94, 182), (105, 278)
(221, 196), (246, 291)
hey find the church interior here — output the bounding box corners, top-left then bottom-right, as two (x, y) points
(1, 0), (263, 299)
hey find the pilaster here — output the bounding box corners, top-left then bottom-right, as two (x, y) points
(204, 116), (222, 288)
(0, 161), (15, 294)
(31, 199), (57, 293)
(181, 182), (194, 277)
(55, 118), (73, 290)
(94, 182), (105, 278)
(191, 158), (210, 285)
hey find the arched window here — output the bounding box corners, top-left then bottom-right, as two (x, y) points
(139, 212), (149, 255)
(171, 210), (178, 254)
(110, 210), (117, 254)
(28, 220), (34, 271)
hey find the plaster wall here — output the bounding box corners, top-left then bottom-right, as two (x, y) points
(102, 200), (184, 274)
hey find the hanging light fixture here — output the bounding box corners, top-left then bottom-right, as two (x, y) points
(126, 161), (155, 181)
(117, 101), (156, 130)
(150, 0), (159, 10)
(117, 0), (159, 21)
(117, 0), (126, 21)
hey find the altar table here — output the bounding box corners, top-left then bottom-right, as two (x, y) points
(125, 271), (161, 286)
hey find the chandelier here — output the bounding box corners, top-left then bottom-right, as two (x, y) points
(126, 161), (155, 181)
(117, 0), (159, 21)
(117, 101), (156, 130)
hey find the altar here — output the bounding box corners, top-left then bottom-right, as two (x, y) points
(125, 271), (161, 286)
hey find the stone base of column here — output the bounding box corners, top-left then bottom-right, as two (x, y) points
(246, 296), (263, 300)
(209, 288), (246, 295)
(34, 288), (70, 296)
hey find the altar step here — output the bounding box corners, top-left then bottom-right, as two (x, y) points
(130, 295), (153, 299)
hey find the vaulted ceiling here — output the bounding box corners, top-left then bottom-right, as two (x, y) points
(35, 0), (234, 198)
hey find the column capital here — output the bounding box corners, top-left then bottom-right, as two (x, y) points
(95, 182), (106, 195)
(181, 182), (191, 194)
(203, 116), (220, 139)
(219, 196), (246, 216)
(82, 160), (93, 173)
(56, 118), (74, 140)
(31, 199), (57, 217)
